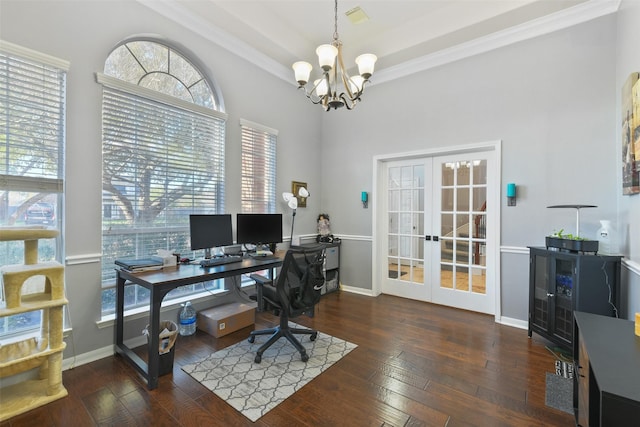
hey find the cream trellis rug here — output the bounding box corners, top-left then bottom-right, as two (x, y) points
(181, 324), (357, 422)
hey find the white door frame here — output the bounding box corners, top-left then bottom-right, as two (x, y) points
(372, 140), (502, 321)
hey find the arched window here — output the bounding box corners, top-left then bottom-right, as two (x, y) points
(98, 40), (227, 316)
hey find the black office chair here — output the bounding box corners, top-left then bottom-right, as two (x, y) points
(248, 245), (325, 363)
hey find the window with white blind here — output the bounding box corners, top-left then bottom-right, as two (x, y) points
(240, 119), (277, 214)
(98, 40), (227, 316)
(0, 41), (67, 337)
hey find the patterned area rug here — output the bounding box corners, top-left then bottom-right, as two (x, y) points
(182, 324), (357, 422)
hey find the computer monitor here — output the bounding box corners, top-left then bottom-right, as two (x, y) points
(236, 214), (283, 249)
(189, 214), (234, 258)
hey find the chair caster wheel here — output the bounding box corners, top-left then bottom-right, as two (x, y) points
(301, 353), (309, 362)
(248, 335), (255, 343)
(254, 354), (262, 363)
(310, 332), (318, 341)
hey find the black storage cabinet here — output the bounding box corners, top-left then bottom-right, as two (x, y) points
(527, 247), (621, 351)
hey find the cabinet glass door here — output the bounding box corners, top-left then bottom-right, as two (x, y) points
(532, 254), (549, 330)
(552, 258), (573, 342)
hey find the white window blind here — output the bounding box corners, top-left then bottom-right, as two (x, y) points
(0, 44), (66, 187)
(0, 42), (67, 336)
(100, 86), (226, 284)
(240, 119), (277, 213)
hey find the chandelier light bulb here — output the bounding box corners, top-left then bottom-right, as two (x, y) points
(316, 44), (338, 71)
(355, 53), (377, 79)
(349, 75), (365, 93)
(315, 78), (328, 96)
(292, 61), (312, 85)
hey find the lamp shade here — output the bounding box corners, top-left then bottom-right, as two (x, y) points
(292, 61), (312, 85)
(315, 78), (328, 96)
(355, 53), (377, 78)
(316, 44), (338, 70)
(297, 187), (309, 198)
(282, 192), (298, 209)
(349, 75), (365, 93)
(282, 192), (294, 202)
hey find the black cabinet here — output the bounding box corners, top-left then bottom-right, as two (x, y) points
(321, 241), (340, 294)
(573, 312), (640, 427)
(296, 241), (340, 295)
(528, 247), (621, 350)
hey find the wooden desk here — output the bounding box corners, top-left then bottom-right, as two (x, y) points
(573, 311), (640, 426)
(115, 257), (282, 389)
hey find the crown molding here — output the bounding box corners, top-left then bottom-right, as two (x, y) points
(375, 0), (621, 85)
(137, 0), (621, 88)
(136, 0), (292, 84)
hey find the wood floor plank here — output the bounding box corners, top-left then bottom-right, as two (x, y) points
(4, 292), (574, 426)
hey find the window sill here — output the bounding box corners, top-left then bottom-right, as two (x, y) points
(96, 288), (227, 329)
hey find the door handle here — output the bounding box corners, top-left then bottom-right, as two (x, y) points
(425, 235), (431, 241)
(433, 236), (439, 242)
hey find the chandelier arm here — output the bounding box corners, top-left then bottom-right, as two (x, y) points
(299, 78), (328, 104)
(336, 46), (355, 100)
(340, 92), (358, 110)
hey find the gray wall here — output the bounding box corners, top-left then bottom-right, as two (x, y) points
(615, 0), (640, 319)
(1, 0), (638, 363)
(318, 12), (640, 321)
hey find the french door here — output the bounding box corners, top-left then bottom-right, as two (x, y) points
(381, 150), (496, 315)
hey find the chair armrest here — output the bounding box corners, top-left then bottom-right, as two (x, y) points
(250, 273), (274, 312)
(250, 273), (273, 286)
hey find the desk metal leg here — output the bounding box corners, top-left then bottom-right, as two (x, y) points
(115, 273), (125, 350)
(147, 288), (161, 389)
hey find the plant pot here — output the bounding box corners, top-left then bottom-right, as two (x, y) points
(546, 237), (599, 253)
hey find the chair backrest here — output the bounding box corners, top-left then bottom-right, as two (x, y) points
(277, 245), (326, 318)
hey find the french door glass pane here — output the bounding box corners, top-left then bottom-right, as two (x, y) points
(440, 158), (487, 295)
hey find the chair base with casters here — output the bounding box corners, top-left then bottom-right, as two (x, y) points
(247, 245), (325, 364)
(248, 313), (318, 363)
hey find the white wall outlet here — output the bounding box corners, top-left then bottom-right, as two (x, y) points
(219, 322), (225, 330)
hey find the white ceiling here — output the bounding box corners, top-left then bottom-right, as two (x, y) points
(138, 0), (620, 85)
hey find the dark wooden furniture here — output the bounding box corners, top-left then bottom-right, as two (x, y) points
(528, 247), (621, 351)
(115, 256), (282, 389)
(573, 311), (640, 426)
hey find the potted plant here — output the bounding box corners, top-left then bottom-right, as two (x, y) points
(546, 229), (599, 253)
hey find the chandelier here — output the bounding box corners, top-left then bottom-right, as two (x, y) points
(292, 0), (377, 111)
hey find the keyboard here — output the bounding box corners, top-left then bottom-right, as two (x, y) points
(199, 255), (243, 267)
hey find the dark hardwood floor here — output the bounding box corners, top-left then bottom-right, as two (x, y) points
(2, 292), (574, 426)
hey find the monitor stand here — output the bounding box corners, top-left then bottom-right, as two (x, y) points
(248, 244), (273, 258)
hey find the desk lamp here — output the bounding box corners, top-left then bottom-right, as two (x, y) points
(282, 186), (309, 246)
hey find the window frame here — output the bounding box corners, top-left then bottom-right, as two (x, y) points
(98, 40), (228, 317)
(0, 40), (68, 338)
(240, 119), (278, 214)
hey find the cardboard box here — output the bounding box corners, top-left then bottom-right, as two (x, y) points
(197, 302), (255, 338)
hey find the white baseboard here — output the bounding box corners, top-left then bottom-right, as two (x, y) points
(63, 335), (147, 371)
(338, 285), (376, 297)
(497, 316), (528, 330)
